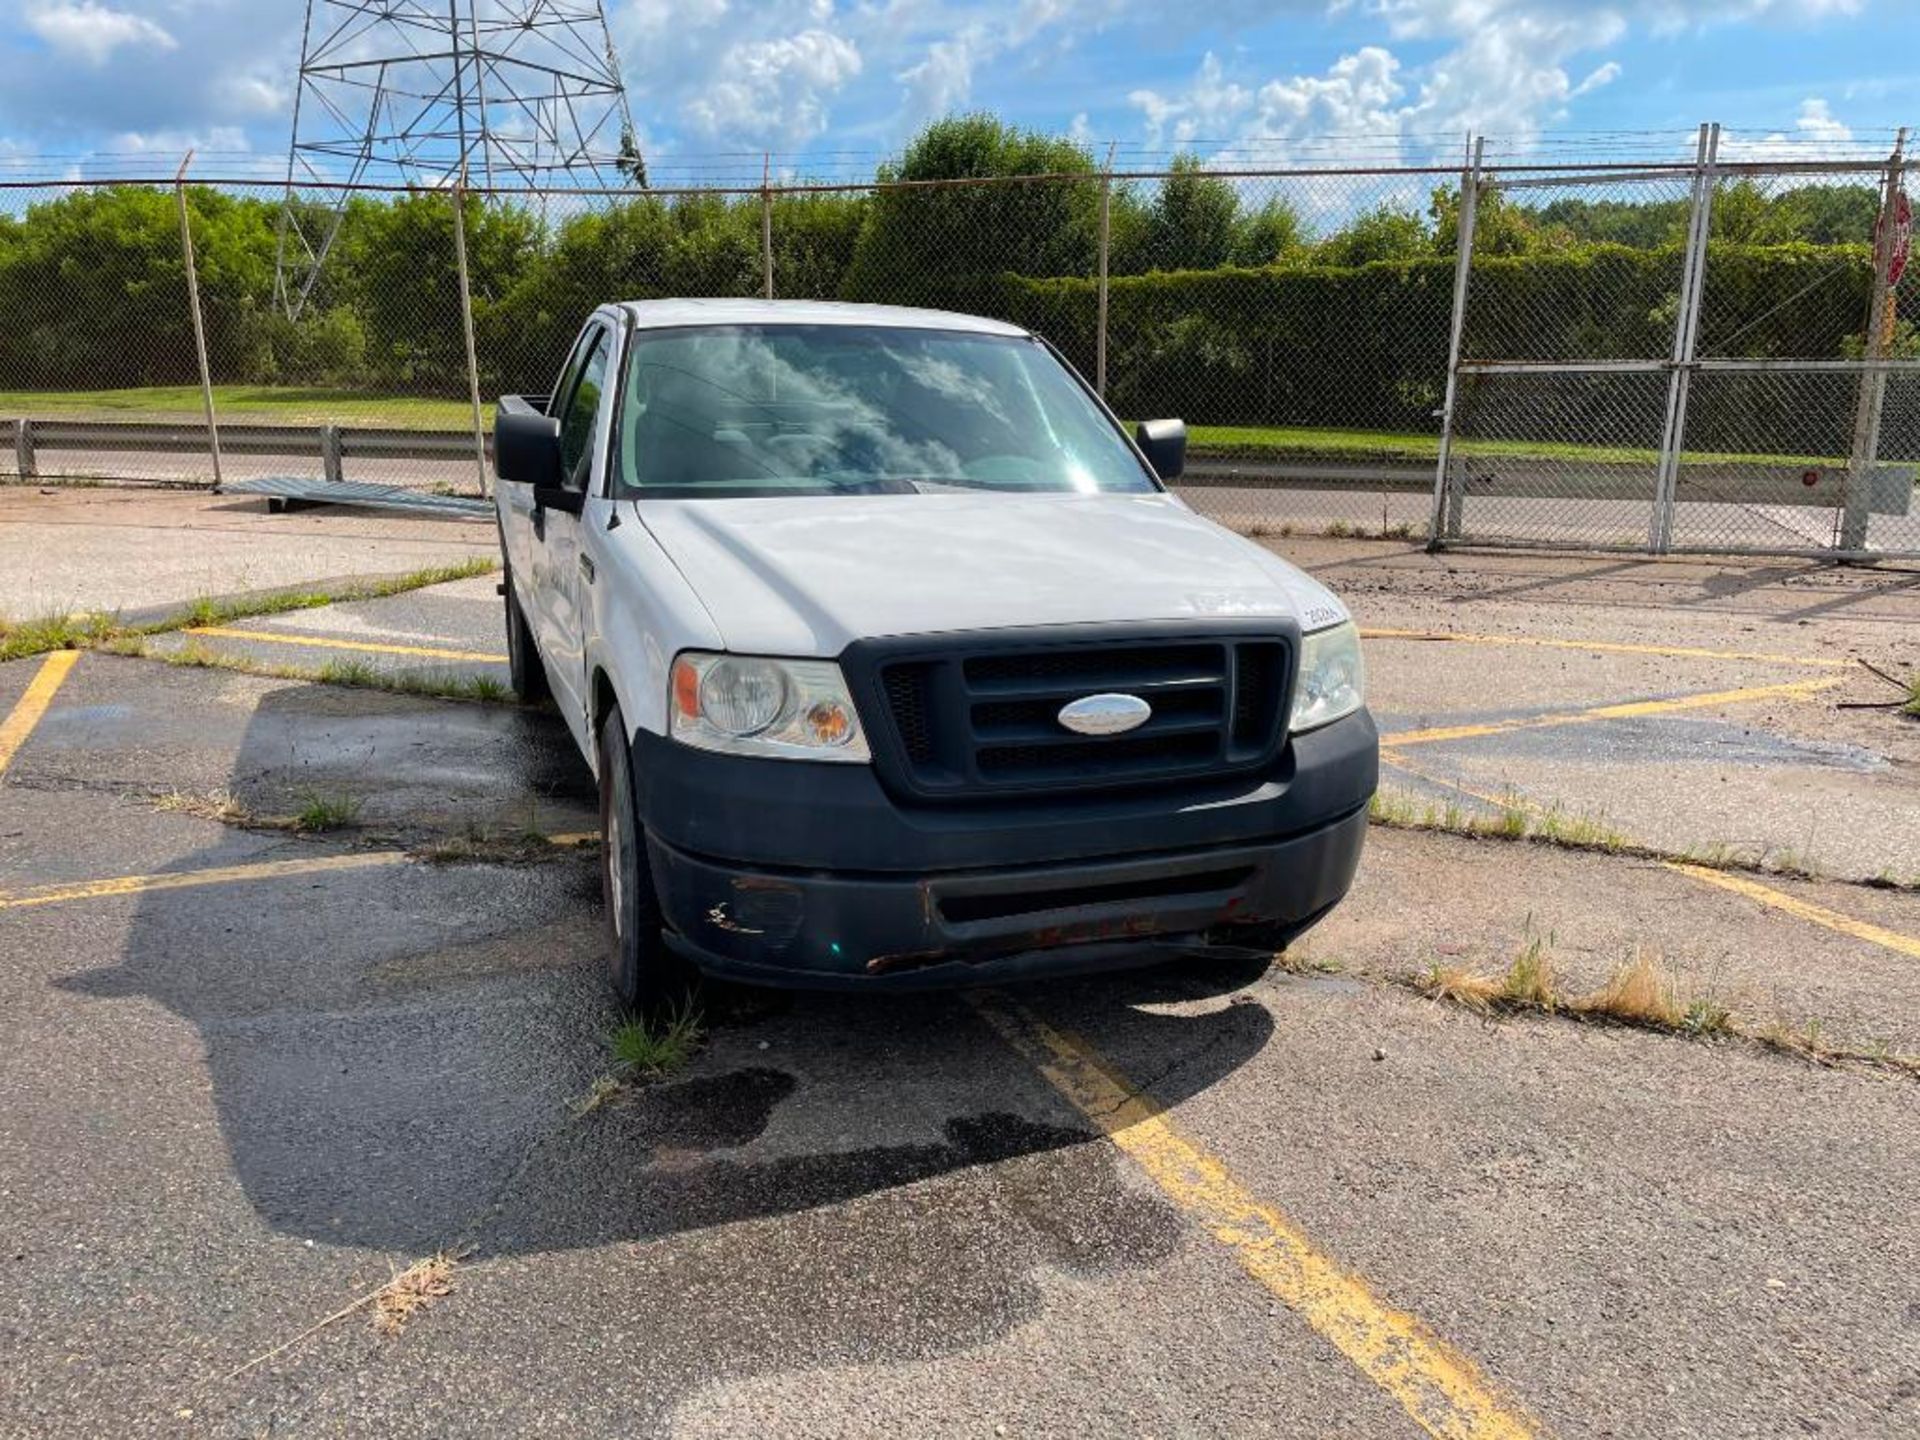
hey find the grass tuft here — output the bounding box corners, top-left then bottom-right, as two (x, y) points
(0, 608), (118, 662)
(1415, 961), (1505, 1013)
(293, 790), (363, 832)
(1502, 934), (1558, 1009)
(609, 1003), (704, 1076)
(1570, 947), (1683, 1029)
(371, 1252), (459, 1336)
(152, 787), (252, 825)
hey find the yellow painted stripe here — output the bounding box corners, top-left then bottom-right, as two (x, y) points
(0, 850), (407, 910)
(0, 649), (81, 776)
(183, 626), (508, 664)
(1359, 627), (1849, 670)
(1666, 863), (1920, 961)
(1382, 677), (1839, 749)
(971, 993), (1542, 1440)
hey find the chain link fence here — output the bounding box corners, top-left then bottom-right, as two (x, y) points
(2, 129), (1914, 558)
(1440, 125), (1918, 556)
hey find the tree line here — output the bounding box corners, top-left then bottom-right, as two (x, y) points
(0, 115), (1890, 410)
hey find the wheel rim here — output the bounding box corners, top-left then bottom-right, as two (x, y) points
(605, 773), (627, 947)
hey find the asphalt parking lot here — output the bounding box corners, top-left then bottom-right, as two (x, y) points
(3, 492), (1919, 1438)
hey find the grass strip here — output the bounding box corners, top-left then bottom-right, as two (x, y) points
(0, 556), (496, 664)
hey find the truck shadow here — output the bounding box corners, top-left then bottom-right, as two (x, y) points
(56, 678), (1280, 1416)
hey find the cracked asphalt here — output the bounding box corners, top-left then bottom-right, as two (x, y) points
(3, 495), (1919, 1438)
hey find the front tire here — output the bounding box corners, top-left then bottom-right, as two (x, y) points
(598, 702), (696, 1013)
(503, 566), (549, 704)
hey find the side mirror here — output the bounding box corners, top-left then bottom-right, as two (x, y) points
(495, 398), (562, 490)
(1135, 419), (1186, 482)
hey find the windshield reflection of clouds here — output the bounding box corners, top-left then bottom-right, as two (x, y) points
(618, 326), (1152, 496)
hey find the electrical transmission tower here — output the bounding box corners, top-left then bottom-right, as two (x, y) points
(275, 1), (641, 317)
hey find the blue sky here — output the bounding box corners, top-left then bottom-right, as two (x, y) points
(0, 1), (1909, 181)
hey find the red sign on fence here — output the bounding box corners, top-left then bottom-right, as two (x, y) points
(1880, 189), (1912, 288)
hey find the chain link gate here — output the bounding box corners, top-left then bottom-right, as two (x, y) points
(1433, 125), (1920, 559)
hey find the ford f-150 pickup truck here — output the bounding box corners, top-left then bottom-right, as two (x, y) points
(493, 299), (1376, 1008)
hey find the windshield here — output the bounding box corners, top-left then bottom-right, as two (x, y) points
(611, 324), (1157, 498)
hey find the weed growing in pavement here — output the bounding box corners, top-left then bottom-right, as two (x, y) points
(371, 1252), (460, 1336)
(293, 790), (363, 832)
(610, 1003), (704, 1076)
(0, 608), (119, 661)
(1502, 933), (1558, 1009)
(1413, 937), (1917, 1077)
(1905, 675), (1919, 717)
(1571, 947), (1682, 1029)
(0, 557), (497, 662)
(151, 787), (253, 825)
(119, 634), (518, 705)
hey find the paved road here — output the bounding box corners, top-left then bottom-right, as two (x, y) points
(3, 515), (1919, 1437)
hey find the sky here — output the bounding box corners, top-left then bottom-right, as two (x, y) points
(0, 1), (1910, 183)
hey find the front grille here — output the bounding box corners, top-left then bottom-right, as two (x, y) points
(864, 632), (1293, 799)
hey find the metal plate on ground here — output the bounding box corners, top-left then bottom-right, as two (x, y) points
(224, 475), (491, 520)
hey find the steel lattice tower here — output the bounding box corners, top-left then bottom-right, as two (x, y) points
(275, 0), (640, 316)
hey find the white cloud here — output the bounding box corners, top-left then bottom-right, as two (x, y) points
(897, 36), (979, 127)
(681, 29), (863, 143)
(1569, 60), (1621, 98)
(24, 1), (176, 67)
(1719, 96), (1860, 159)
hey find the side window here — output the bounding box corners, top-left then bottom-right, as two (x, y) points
(557, 329), (611, 489)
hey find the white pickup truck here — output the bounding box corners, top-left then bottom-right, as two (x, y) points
(493, 299), (1376, 1009)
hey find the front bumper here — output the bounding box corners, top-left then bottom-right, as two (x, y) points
(647, 803), (1368, 991)
(634, 708), (1377, 990)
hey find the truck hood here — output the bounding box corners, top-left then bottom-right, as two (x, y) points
(633, 492), (1350, 656)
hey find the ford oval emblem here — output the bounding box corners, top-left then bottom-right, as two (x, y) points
(1057, 693), (1153, 736)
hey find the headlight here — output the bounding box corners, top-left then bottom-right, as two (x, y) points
(1291, 620), (1365, 733)
(670, 652), (870, 762)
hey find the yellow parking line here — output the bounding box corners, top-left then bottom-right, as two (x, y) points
(1666, 864), (1920, 961)
(0, 851), (408, 910)
(971, 993), (1542, 1440)
(1359, 627), (1850, 669)
(0, 649), (81, 777)
(183, 627), (508, 664)
(1382, 676), (1840, 749)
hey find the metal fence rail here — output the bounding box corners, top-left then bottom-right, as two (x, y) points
(0, 129), (1913, 559)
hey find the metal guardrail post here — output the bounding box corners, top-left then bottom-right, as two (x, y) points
(1429, 134), (1483, 548)
(1096, 142), (1115, 398)
(320, 423), (345, 485)
(13, 420), (34, 480)
(1650, 123), (1719, 554)
(449, 176), (491, 500)
(174, 152), (225, 493)
(1841, 126), (1908, 553)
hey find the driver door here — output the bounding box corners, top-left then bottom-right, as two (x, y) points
(530, 322), (611, 745)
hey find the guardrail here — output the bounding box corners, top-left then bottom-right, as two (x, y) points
(2, 416), (1909, 517)
(1, 416), (487, 484)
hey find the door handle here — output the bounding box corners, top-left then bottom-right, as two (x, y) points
(577, 553), (596, 584)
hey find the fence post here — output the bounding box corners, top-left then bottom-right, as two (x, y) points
(449, 176), (490, 500)
(1096, 142), (1115, 398)
(1840, 126), (1908, 554)
(761, 153), (775, 299)
(174, 152), (224, 494)
(1650, 122), (1718, 554)
(320, 423), (345, 486)
(1429, 134), (1483, 548)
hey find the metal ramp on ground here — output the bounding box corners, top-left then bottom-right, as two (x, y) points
(224, 476), (491, 520)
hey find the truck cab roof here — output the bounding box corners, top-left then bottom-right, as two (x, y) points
(615, 297), (1030, 337)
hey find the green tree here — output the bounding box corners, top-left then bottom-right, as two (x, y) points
(1227, 198), (1308, 267)
(841, 114), (1101, 305)
(1139, 155), (1239, 272)
(1313, 205), (1429, 267)
(339, 191), (538, 392)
